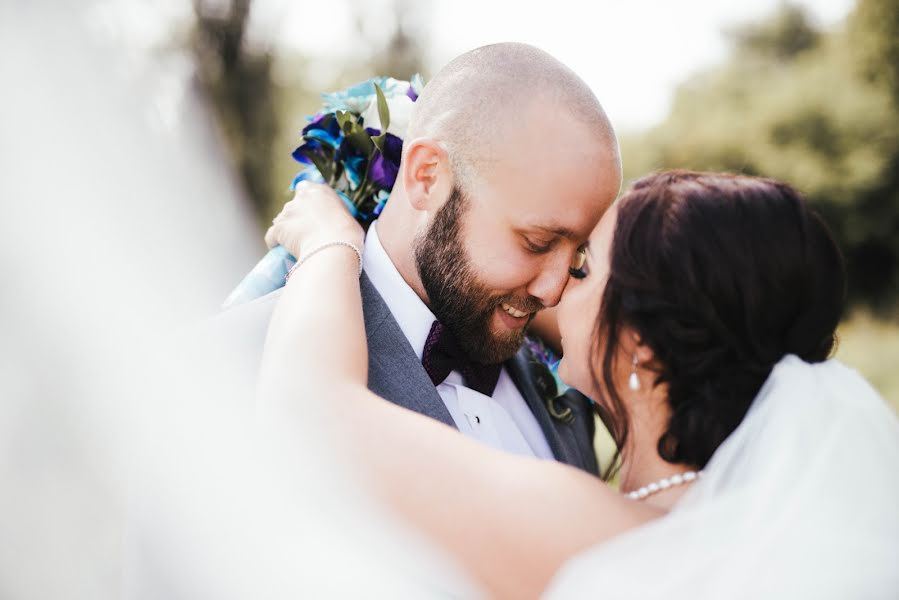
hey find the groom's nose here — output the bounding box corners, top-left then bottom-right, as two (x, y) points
(526, 255), (571, 308)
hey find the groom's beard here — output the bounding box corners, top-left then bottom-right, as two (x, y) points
(414, 186), (543, 365)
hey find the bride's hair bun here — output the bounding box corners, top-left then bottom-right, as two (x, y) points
(591, 171), (846, 474)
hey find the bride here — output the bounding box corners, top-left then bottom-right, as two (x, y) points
(257, 170), (899, 599)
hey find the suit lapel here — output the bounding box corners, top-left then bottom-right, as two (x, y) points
(505, 348), (592, 471)
(360, 272), (456, 428)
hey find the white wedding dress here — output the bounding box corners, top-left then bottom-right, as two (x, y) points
(545, 355), (899, 599)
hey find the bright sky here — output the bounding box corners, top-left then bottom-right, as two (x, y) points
(269, 0), (856, 132)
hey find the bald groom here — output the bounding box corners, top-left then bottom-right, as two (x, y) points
(217, 42), (621, 474)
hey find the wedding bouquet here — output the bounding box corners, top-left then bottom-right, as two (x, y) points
(222, 75), (424, 308)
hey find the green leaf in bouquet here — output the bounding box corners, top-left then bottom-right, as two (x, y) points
(371, 132), (387, 154)
(375, 83), (390, 133)
(332, 161), (345, 184)
(322, 142), (336, 164)
(344, 127), (375, 157)
(335, 110), (352, 130)
(352, 160), (371, 204)
(299, 147), (334, 183)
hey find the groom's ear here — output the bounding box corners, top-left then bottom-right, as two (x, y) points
(401, 138), (453, 212)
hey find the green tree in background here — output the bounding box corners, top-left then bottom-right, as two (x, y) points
(621, 0), (899, 315)
(191, 0), (279, 226)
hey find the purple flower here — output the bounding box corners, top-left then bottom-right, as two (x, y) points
(367, 131), (403, 190)
(406, 85), (418, 101)
(292, 112), (344, 166)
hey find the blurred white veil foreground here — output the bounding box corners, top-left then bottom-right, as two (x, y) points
(0, 2), (476, 599)
(546, 355), (899, 599)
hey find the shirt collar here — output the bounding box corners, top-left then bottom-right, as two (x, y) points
(363, 221), (436, 360)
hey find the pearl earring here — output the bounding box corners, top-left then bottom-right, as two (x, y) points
(628, 354), (641, 391)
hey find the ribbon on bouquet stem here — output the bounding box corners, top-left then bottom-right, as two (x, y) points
(221, 244), (298, 309)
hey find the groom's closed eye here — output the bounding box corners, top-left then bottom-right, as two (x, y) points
(520, 224), (578, 255)
(524, 237), (556, 254)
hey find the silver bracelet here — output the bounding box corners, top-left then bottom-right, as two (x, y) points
(284, 241), (363, 283)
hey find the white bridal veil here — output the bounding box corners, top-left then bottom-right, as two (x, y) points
(546, 355), (899, 599)
(0, 4), (477, 598)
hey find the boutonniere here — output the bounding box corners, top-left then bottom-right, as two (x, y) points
(524, 337), (576, 424)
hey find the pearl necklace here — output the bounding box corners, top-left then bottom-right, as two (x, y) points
(624, 470), (703, 501)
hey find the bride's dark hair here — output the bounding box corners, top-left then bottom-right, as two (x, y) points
(594, 170), (846, 478)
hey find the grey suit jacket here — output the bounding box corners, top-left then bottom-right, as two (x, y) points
(207, 271), (599, 475)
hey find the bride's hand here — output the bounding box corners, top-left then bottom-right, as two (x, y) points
(264, 182), (364, 258)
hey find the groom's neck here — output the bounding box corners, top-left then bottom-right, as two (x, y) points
(375, 210), (430, 305)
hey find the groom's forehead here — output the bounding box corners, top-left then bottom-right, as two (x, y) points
(476, 151), (617, 215)
(468, 161), (615, 236)
(476, 194), (605, 239)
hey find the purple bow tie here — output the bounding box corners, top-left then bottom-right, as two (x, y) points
(422, 321), (502, 397)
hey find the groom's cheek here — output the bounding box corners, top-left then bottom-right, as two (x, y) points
(464, 220), (539, 291)
(483, 257), (535, 297)
(471, 247), (535, 293)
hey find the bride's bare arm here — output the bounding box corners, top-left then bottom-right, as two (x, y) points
(256, 185), (659, 598)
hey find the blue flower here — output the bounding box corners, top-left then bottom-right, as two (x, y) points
(291, 139), (320, 165)
(290, 168), (325, 191)
(371, 190), (390, 216)
(322, 77), (388, 112)
(301, 113), (343, 149)
(293, 112), (345, 167)
(343, 155), (366, 190)
(322, 76), (418, 113)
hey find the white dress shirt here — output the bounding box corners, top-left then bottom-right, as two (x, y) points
(363, 222), (554, 459)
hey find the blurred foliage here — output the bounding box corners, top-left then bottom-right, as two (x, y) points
(836, 311), (899, 412)
(191, 0), (279, 225)
(620, 0), (899, 317)
(352, 0), (426, 83)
